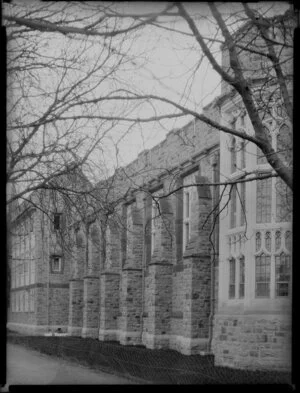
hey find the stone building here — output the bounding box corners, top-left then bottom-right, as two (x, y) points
(7, 12), (293, 371)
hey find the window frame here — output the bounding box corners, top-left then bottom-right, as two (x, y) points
(50, 255), (63, 273)
(52, 213), (62, 231)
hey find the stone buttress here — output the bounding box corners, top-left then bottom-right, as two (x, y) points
(180, 175), (212, 354)
(68, 227), (85, 336)
(98, 221), (120, 341)
(118, 195), (144, 345)
(82, 221), (101, 338)
(142, 185), (174, 349)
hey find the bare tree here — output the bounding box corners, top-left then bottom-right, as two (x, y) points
(4, 2), (294, 202)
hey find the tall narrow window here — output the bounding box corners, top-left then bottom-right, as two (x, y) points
(230, 138), (237, 173)
(265, 231), (271, 252)
(239, 256), (245, 298)
(51, 255), (62, 273)
(30, 215), (34, 232)
(229, 258), (236, 299)
(256, 231), (262, 252)
(256, 178), (272, 223)
(255, 253), (271, 297)
(275, 253), (290, 297)
(285, 231), (292, 252)
(183, 191), (191, 250)
(53, 213), (62, 231)
(275, 230), (282, 251)
(230, 185), (237, 228)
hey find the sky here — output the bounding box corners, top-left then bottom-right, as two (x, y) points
(6, 1), (290, 188)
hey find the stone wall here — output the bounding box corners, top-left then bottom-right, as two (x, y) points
(212, 313), (292, 371)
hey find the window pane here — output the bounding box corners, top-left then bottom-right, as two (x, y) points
(229, 258), (236, 298)
(275, 230), (282, 251)
(275, 253), (290, 297)
(256, 178), (272, 223)
(255, 254), (270, 297)
(256, 232), (262, 252)
(285, 231), (292, 252)
(265, 231), (271, 252)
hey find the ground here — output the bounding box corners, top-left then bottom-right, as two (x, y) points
(5, 343), (138, 387)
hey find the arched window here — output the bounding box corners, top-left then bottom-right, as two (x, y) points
(275, 252), (291, 297)
(275, 230), (282, 251)
(255, 231), (262, 252)
(255, 253), (271, 297)
(285, 231), (292, 252)
(265, 231), (271, 252)
(277, 124), (292, 164)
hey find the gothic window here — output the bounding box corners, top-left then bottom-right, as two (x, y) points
(30, 215), (34, 232)
(239, 255), (245, 298)
(255, 232), (262, 252)
(230, 137), (237, 173)
(275, 252), (290, 297)
(285, 231), (292, 252)
(265, 231), (271, 252)
(229, 258), (236, 299)
(230, 185), (237, 229)
(275, 230), (282, 251)
(255, 253), (271, 297)
(256, 178), (272, 223)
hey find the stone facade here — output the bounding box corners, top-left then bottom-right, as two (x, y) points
(7, 13), (293, 372)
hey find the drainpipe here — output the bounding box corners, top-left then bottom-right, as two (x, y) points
(207, 153), (219, 353)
